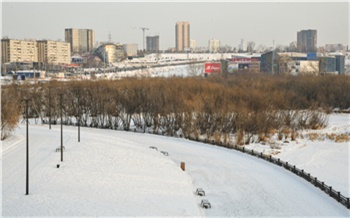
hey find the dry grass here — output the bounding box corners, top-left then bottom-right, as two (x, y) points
(309, 132), (350, 143)
(270, 150), (281, 155)
(308, 133), (325, 141)
(335, 134), (350, 143)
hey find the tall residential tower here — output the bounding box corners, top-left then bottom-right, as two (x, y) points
(175, 22), (190, 52)
(146, 35), (159, 52)
(65, 28), (95, 54)
(297, 29), (317, 53)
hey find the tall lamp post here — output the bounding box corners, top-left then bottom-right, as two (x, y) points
(77, 94), (81, 143)
(24, 98), (30, 195)
(60, 93), (63, 162)
(48, 87), (51, 129)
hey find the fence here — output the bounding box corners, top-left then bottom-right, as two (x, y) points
(189, 137), (350, 210)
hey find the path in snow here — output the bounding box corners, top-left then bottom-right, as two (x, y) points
(2, 124), (349, 217)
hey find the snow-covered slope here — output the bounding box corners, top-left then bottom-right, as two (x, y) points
(246, 113), (350, 196)
(2, 121), (349, 216)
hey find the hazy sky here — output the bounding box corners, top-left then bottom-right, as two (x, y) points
(2, 1), (349, 50)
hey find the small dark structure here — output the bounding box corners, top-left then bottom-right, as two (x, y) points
(201, 199), (211, 209)
(196, 188), (205, 196)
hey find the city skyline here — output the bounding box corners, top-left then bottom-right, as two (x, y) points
(2, 1), (349, 50)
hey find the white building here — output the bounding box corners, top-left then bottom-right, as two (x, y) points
(123, 43), (138, 57)
(208, 38), (220, 53)
(239, 39), (247, 52)
(288, 60), (319, 75)
(190, 39), (196, 51)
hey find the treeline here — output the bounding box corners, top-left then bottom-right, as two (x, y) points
(2, 74), (349, 142)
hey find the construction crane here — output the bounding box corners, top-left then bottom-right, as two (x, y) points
(131, 26), (149, 51)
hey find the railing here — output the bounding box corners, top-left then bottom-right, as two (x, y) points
(189, 137), (350, 210)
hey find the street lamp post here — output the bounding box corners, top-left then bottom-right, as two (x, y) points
(24, 98), (30, 195)
(78, 95), (80, 143)
(48, 87), (51, 129)
(60, 93), (63, 162)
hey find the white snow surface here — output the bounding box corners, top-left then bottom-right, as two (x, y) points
(245, 113), (350, 197)
(2, 115), (349, 217)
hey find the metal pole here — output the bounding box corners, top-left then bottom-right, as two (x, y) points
(25, 99), (29, 195)
(49, 87), (51, 129)
(78, 96), (80, 142)
(60, 94), (63, 162)
(78, 119), (80, 142)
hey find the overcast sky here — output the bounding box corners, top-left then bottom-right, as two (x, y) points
(2, 1), (349, 50)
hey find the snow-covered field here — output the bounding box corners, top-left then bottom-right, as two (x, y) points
(2, 114), (349, 217)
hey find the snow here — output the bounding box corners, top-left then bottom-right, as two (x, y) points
(245, 113), (350, 196)
(2, 114), (349, 216)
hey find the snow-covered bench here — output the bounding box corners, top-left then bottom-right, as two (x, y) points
(196, 188), (205, 196)
(201, 199), (211, 209)
(161, 151), (169, 156)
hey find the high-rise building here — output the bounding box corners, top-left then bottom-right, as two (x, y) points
(175, 22), (190, 52)
(37, 40), (71, 64)
(208, 38), (220, 53)
(297, 29), (317, 53)
(146, 36), (159, 52)
(65, 28), (95, 54)
(1, 38), (38, 63)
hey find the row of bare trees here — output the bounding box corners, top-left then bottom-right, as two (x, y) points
(2, 74), (349, 143)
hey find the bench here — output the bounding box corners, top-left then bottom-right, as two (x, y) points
(161, 151), (169, 156)
(149, 146), (158, 150)
(201, 199), (211, 209)
(196, 188), (205, 196)
(55, 146), (65, 152)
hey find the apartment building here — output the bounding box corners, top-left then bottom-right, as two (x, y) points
(146, 36), (159, 52)
(208, 38), (220, 53)
(1, 38), (38, 63)
(37, 40), (71, 64)
(65, 28), (95, 54)
(175, 22), (190, 52)
(297, 29), (317, 53)
(123, 43), (138, 56)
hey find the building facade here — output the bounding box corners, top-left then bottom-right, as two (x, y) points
(123, 43), (138, 57)
(335, 55), (345, 75)
(37, 40), (71, 65)
(94, 43), (125, 64)
(65, 28), (95, 54)
(208, 38), (220, 53)
(239, 39), (247, 52)
(319, 56), (336, 74)
(175, 22), (190, 52)
(190, 39), (196, 51)
(1, 39), (38, 63)
(297, 29), (317, 53)
(146, 36), (159, 52)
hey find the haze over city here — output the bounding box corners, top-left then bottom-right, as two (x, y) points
(2, 1), (349, 50)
